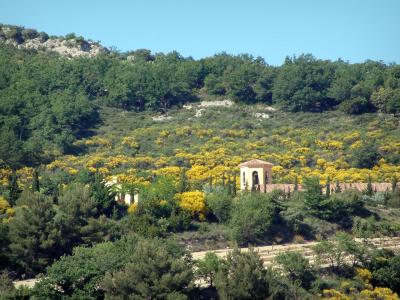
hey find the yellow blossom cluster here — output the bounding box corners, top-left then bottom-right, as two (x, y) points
(175, 190), (206, 221)
(316, 139), (344, 150)
(80, 137), (111, 148)
(121, 137), (139, 149)
(0, 197), (14, 222)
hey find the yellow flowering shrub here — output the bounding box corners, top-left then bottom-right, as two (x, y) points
(350, 140), (363, 150)
(127, 203), (138, 214)
(83, 137), (111, 148)
(175, 126), (191, 136)
(155, 166), (181, 178)
(343, 131), (360, 143)
(316, 140), (344, 150)
(359, 287), (400, 300)
(0, 197), (14, 222)
(0, 168), (11, 186)
(294, 147), (312, 154)
(187, 165), (210, 182)
(121, 136), (139, 149)
(322, 289), (350, 300)
(159, 130), (170, 138)
(356, 268), (372, 283)
(176, 190), (206, 221)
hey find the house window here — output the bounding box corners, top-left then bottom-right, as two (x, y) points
(252, 171), (259, 185)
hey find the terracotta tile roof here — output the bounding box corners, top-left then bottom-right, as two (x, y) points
(265, 183), (394, 193)
(239, 159), (273, 168)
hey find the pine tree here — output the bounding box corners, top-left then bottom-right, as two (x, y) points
(177, 168), (188, 193)
(366, 175), (373, 196)
(232, 174), (237, 196)
(215, 248), (269, 299)
(303, 177), (324, 215)
(32, 168), (40, 192)
(392, 175), (398, 192)
(9, 193), (61, 275)
(102, 239), (193, 299)
(325, 176), (331, 198)
(334, 180), (342, 193)
(227, 176), (232, 196)
(90, 173), (115, 217)
(8, 170), (20, 206)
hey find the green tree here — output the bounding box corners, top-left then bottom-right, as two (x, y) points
(372, 255), (400, 294)
(0, 271), (15, 297)
(90, 173), (117, 217)
(313, 232), (368, 272)
(204, 74), (226, 95)
(102, 238), (193, 299)
(274, 251), (315, 289)
(9, 192), (61, 275)
(32, 237), (137, 299)
(196, 252), (222, 288)
(8, 169), (20, 206)
(340, 96), (373, 114)
(273, 54), (336, 112)
(177, 168), (189, 193)
(56, 183), (98, 251)
(206, 190), (232, 223)
(334, 180), (342, 193)
(302, 177), (325, 216)
(31, 168), (40, 192)
(366, 175), (373, 196)
(392, 175), (398, 192)
(350, 141), (381, 169)
(215, 248), (269, 300)
(0, 223), (10, 270)
(230, 193), (279, 245)
(325, 176), (331, 198)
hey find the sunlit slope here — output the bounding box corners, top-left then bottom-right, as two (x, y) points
(34, 101), (400, 187)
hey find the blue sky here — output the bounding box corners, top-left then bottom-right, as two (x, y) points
(1, 0), (399, 65)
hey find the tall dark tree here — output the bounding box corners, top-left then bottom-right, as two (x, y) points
(215, 248), (269, 300)
(273, 54), (336, 112)
(90, 173), (116, 217)
(9, 192), (61, 275)
(32, 168), (40, 192)
(325, 176), (331, 198)
(102, 239), (193, 299)
(8, 170), (20, 206)
(302, 177), (325, 216)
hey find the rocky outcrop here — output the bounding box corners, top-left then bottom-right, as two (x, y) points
(0, 24), (108, 58)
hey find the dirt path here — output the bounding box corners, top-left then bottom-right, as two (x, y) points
(192, 237), (400, 265)
(13, 237), (400, 289)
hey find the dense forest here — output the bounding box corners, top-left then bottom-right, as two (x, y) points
(1, 33), (400, 171)
(1, 25), (400, 299)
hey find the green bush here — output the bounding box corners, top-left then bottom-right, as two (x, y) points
(349, 141), (381, 168)
(206, 190), (232, 223)
(21, 28), (38, 40)
(340, 96), (373, 114)
(274, 251), (316, 289)
(215, 248), (269, 299)
(102, 238), (193, 299)
(372, 255), (400, 294)
(32, 237), (137, 299)
(229, 193), (279, 245)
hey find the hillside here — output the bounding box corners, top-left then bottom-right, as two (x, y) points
(0, 24), (107, 57)
(31, 100), (400, 190)
(1, 24), (400, 299)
